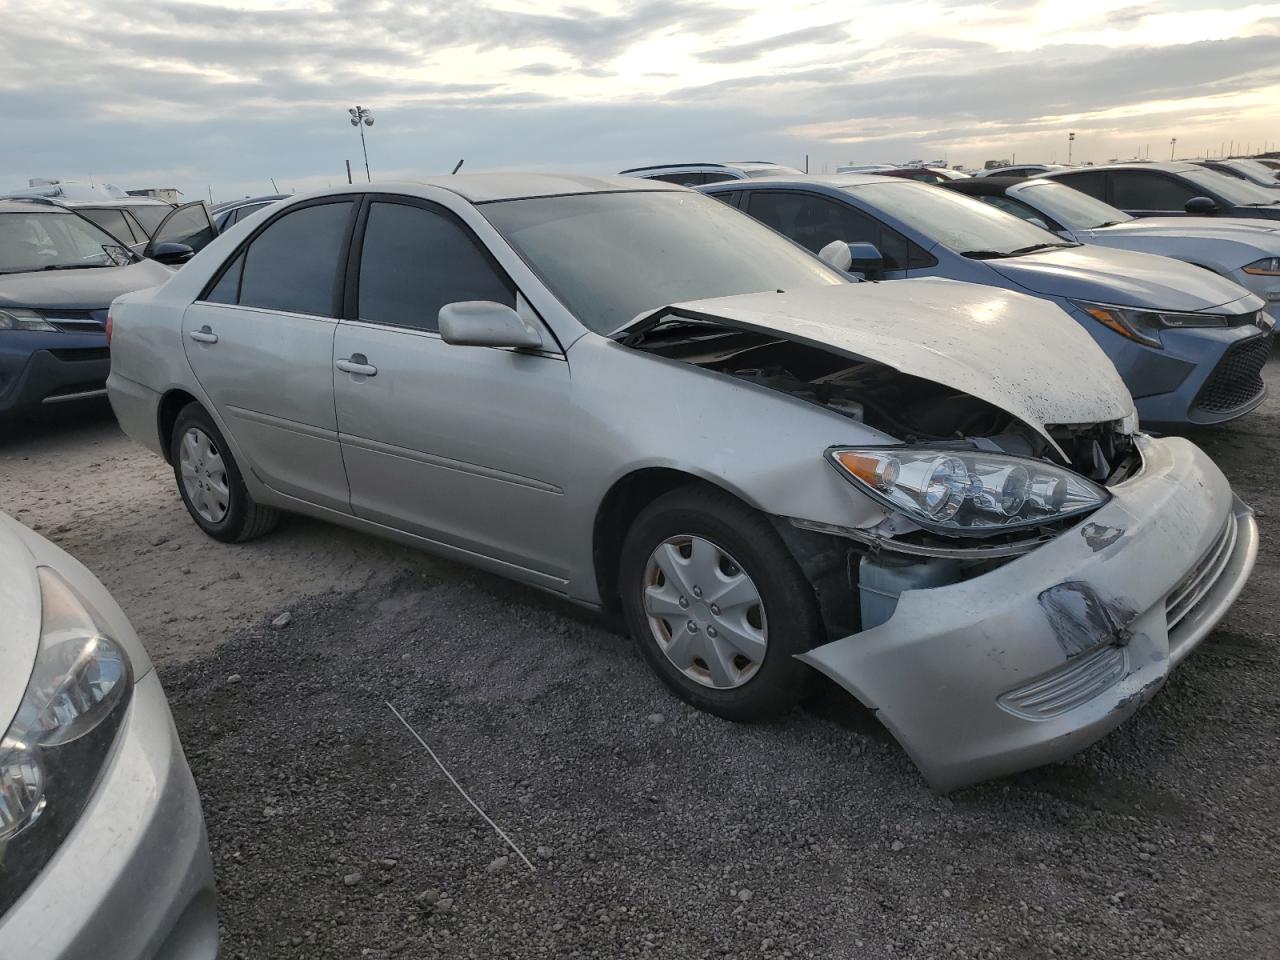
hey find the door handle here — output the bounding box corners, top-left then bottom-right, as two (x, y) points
(189, 325), (218, 344)
(336, 355), (377, 377)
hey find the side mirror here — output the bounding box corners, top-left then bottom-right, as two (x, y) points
(818, 240), (885, 280)
(1184, 196), (1218, 215)
(439, 301), (544, 349)
(148, 241), (195, 266)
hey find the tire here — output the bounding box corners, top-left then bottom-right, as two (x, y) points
(170, 403), (280, 543)
(619, 485), (823, 721)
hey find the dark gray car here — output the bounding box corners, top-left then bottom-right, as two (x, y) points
(1045, 162), (1280, 221)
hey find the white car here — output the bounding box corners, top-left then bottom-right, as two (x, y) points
(0, 512), (217, 958)
(974, 163), (1068, 179)
(943, 176), (1280, 311)
(618, 161), (803, 186)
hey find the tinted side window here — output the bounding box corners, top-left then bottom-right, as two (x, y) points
(80, 209), (133, 244)
(1110, 172), (1198, 211)
(356, 201), (513, 332)
(121, 213), (149, 243)
(238, 201), (353, 316)
(710, 191), (742, 208)
(649, 173), (703, 185)
(1054, 170), (1106, 200)
(205, 253), (244, 304)
(746, 191), (921, 270)
(701, 173), (737, 184)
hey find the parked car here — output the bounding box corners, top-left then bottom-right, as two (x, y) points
(974, 163), (1067, 179)
(1193, 158), (1280, 188)
(210, 194), (289, 232)
(106, 175), (1258, 790)
(940, 176), (1280, 313)
(877, 167), (970, 183)
(0, 200), (173, 430)
(619, 162), (803, 186)
(1044, 162), (1280, 220)
(0, 511), (218, 958)
(704, 174), (1273, 427)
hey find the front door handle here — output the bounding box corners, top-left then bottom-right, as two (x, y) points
(189, 325), (218, 344)
(336, 354), (377, 377)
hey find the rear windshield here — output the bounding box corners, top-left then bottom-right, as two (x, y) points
(1018, 182), (1133, 230)
(482, 190), (844, 334)
(0, 212), (129, 274)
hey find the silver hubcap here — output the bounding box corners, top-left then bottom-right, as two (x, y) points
(179, 427), (230, 524)
(642, 535), (768, 690)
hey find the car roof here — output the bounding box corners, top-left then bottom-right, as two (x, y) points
(618, 161), (789, 174)
(0, 198), (76, 214)
(210, 194), (290, 214)
(1050, 161), (1202, 175)
(366, 173), (679, 203)
(703, 172), (900, 190)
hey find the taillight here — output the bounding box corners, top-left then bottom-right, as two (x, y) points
(105, 314), (113, 345)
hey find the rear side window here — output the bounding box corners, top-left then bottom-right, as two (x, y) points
(205, 253), (244, 304)
(745, 191), (931, 270)
(1110, 172), (1199, 211)
(356, 200), (513, 332)
(236, 201), (354, 316)
(79, 209), (134, 244)
(1052, 170), (1106, 200)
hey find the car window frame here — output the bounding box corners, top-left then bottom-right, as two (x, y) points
(1106, 170), (1204, 213)
(342, 193), (537, 344)
(196, 194), (361, 319)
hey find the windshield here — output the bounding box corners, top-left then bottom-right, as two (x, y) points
(1180, 166), (1280, 206)
(1223, 159), (1280, 186)
(481, 190), (844, 334)
(0, 212), (129, 274)
(1018, 182), (1133, 229)
(850, 180), (1066, 257)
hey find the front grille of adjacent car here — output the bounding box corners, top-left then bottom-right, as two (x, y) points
(1194, 335), (1271, 414)
(41, 309), (108, 333)
(997, 644), (1129, 720)
(1166, 516), (1236, 631)
(47, 348), (110, 362)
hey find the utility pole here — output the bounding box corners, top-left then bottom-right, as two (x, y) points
(346, 159), (353, 184)
(1170, 137), (1176, 161)
(348, 105), (375, 181)
(1067, 131), (1075, 165)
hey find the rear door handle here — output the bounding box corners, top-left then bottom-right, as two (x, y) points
(189, 326), (218, 344)
(336, 355), (377, 377)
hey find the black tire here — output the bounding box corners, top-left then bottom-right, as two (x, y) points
(619, 485), (823, 721)
(170, 403), (280, 543)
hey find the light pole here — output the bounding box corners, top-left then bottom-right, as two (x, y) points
(348, 105), (374, 182)
(1067, 131), (1075, 165)
(1169, 137), (1177, 161)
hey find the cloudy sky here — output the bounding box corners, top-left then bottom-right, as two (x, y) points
(2, 0), (1279, 200)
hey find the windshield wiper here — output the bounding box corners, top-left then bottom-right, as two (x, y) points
(959, 249), (1010, 260)
(1007, 242), (1073, 256)
(39, 263), (113, 271)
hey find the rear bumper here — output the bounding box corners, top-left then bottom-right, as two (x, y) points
(0, 671), (219, 960)
(106, 370), (165, 457)
(800, 435), (1257, 791)
(0, 335), (111, 418)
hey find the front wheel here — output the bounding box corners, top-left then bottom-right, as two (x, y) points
(619, 486), (823, 721)
(170, 403), (280, 542)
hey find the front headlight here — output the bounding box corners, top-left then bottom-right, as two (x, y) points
(1071, 299), (1227, 348)
(828, 447), (1109, 535)
(0, 567), (132, 914)
(0, 309), (57, 332)
(1242, 257), (1280, 276)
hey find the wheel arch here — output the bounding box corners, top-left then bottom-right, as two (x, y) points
(157, 387), (201, 463)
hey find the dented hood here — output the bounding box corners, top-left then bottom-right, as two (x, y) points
(667, 279), (1135, 447)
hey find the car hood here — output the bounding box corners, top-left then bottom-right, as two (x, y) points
(666, 279), (1134, 453)
(0, 259), (172, 311)
(987, 244), (1253, 312)
(0, 515), (40, 736)
(1096, 216), (1280, 243)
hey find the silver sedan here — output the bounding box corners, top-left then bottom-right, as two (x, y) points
(106, 175), (1257, 790)
(0, 512), (217, 958)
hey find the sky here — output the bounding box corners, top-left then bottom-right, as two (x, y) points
(2, 0), (1279, 201)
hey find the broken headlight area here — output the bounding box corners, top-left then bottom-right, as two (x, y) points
(0, 568), (133, 916)
(826, 447), (1109, 536)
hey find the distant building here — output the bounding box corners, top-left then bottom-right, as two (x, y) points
(127, 187), (182, 203)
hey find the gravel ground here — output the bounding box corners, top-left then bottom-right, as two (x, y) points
(2, 360), (1279, 959)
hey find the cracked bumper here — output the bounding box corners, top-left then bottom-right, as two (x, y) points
(799, 435), (1258, 791)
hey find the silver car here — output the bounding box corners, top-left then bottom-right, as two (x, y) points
(0, 513), (217, 958)
(106, 175), (1257, 790)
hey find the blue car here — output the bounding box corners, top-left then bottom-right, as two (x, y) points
(0, 200), (173, 433)
(701, 175), (1274, 427)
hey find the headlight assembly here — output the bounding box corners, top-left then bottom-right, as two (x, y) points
(0, 309), (57, 332)
(1071, 299), (1228, 348)
(1242, 257), (1280, 276)
(828, 447), (1109, 535)
(0, 567), (132, 914)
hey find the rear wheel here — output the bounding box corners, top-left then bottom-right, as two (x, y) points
(619, 486), (822, 721)
(170, 403), (279, 542)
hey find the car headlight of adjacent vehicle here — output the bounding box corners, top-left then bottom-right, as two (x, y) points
(1070, 299), (1228, 348)
(827, 447), (1109, 535)
(0, 309), (57, 332)
(1242, 257), (1280, 276)
(0, 567), (132, 914)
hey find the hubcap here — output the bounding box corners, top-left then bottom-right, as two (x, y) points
(178, 427), (230, 524)
(642, 535), (768, 690)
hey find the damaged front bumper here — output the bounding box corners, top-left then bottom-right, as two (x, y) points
(799, 435), (1258, 792)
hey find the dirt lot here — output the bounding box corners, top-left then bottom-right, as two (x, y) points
(2, 361), (1279, 959)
